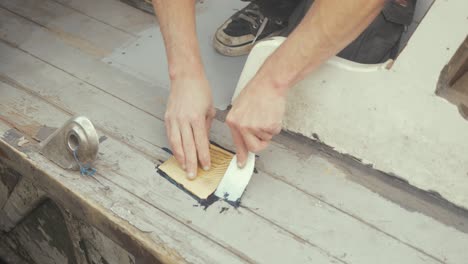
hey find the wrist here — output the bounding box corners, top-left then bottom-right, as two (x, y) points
(251, 68), (290, 98)
(168, 56), (205, 81)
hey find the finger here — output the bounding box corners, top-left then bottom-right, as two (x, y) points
(255, 129), (273, 141)
(207, 107), (216, 120)
(241, 128), (269, 153)
(205, 117), (212, 137)
(192, 119), (211, 171)
(229, 126), (248, 168)
(166, 120), (185, 169)
(180, 122), (198, 180)
(264, 123), (282, 135)
(205, 108), (215, 135)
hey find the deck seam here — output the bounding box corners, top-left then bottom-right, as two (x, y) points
(0, 79), (336, 264)
(49, 0), (141, 37)
(0, 22), (165, 125)
(0, 114), (251, 264)
(0, 67), (444, 263)
(261, 170), (446, 263)
(0, 34), (450, 263)
(0, 4), (133, 57)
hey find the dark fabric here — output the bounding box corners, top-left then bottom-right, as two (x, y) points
(253, 0), (416, 63)
(382, 0), (416, 25)
(337, 12), (406, 63)
(254, 0), (302, 19)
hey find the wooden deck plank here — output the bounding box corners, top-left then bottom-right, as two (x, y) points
(0, 0), (248, 109)
(51, 0), (155, 34)
(1, 1), (467, 263)
(1, 4), (467, 263)
(0, 75), (340, 264)
(0, 39), (448, 264)
(0, 6), (168, 119)
(0, 0), (134, 57)
(0, 82), (248, 264)
(1, 6), (467, 264)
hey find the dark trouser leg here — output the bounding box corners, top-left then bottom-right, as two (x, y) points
(261, 0), (416, 64)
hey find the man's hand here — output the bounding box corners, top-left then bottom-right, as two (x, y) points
(153, 0), (215, 179)
(226, 78), (285, 167)
(165, 76), (216, 179)
(226, 0), (384, 166)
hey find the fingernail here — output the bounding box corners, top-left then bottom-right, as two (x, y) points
(203, 166), (210, 171)
(187, 172), (195, 179)
(237, 161), (245, 168)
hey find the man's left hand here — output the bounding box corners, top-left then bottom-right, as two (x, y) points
(226, 79), (286, 167)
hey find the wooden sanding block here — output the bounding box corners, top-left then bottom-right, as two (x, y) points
(157, 144), (234, 200)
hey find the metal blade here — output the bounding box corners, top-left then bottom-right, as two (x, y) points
(214, 152), (255, 203)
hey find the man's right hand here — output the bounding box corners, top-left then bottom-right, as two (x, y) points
(164, 76), (216, 180)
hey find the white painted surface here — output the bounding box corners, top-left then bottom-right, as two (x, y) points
(235, 0), (468, 209)
(103, 0), (248, 110)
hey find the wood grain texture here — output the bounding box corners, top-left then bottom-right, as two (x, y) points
(0, 77), (339, 264)
(51, 0), (155, 34)
(0, 81), (247, 264)
(1, 1), (468, 263)
(0, 39), (447, 264)
(159, 144), (233, 199)
(0, 0), (134, 57)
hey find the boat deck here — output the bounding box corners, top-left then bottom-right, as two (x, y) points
(1, 0), (468, 263)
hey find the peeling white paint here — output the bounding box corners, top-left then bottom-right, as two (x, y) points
(235, 0), (468, 209)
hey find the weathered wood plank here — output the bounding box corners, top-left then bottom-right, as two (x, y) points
(0, 6), (168, 122)
(0, 238), (31, 264)
(0, 0), (134, 57)
(1, 3), (467, 263)
(0, 176), (46, 232)
(0, 9), (467, 264)
(0, 78), (340, 263)
(0, 44), (446, 264)
(0, 82), (247, 264)
(51, 0), (155, 34)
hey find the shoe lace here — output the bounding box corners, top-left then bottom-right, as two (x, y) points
(237, 4), (271, 44)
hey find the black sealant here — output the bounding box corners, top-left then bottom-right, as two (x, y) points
(156, 142), (260, 209)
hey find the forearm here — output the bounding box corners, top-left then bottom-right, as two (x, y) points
(152, 0), (204, 80)
(253, 0), (385, 94)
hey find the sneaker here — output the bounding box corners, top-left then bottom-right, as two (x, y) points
(213, 2), (288, 56)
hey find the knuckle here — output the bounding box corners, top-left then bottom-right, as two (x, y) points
(193, 116), (203, 124)
(199, 155), (209, 165)
(164, 112), (172, 121)
(174, 115), (183, 123)
(273, 126), (282, 134)
(174, 150), (184, 160)
(240, 123), (251, 130)
(168, 133), (177, 141)
(200, 151), (210, 161)
(186, 113), (200, 123)
(225, 115), (234, 125)
(267, 123), (281, 134)
(209, 108), (216, 117)
(187, 159), (197, 168)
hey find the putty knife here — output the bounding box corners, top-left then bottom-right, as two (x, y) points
(215, 152), (255, 203)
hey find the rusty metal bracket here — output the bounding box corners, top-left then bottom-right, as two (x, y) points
(40, 116), (99, 171)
